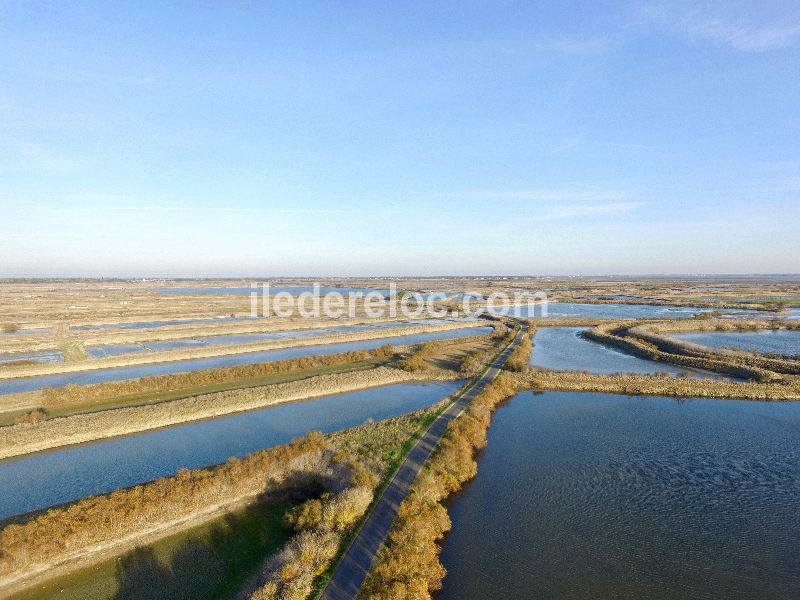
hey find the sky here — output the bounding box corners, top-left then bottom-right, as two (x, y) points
(1, 1), (799, 277)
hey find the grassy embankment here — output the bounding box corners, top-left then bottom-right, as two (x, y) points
(522, 370), (800, 400)
(1, 335), (491, 458)
(626, 320), (800, 368)
(3, 349), (391, 426)
(1, 403), (450, 600)
(0, 320), (482, 380)
(0, 366), (419, 460)
(359, 329), (531, 599)
(583, 320), (800, 382)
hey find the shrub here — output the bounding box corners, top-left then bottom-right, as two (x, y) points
(13, 409), (49, 425)
(398, 342), (442, 372)
(0, 433), (338, 577)
(1, 323), (19, 333)
(361, 374), (519, 598)
(250, 486), (374, 598)
(41, 348), (391, 409)
(505, 332), (532, 372)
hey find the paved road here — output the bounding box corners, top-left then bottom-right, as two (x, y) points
(321, 323), (527, 600)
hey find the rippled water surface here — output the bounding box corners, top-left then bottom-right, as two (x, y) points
(673, 330), (800, 356)
(439, 391), (800, 599)
(530, 327), (718, 378)
(0, 381), (461, 520)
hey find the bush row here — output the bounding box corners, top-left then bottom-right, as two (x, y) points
(41, 347), (395, 409)
(361, 374), (519, 599)
(0, 433), (348, 579)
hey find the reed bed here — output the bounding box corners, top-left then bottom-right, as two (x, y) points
(39, 348), (394, 410)
(361, 374), (519, 599)
(522, 370), (800, 401)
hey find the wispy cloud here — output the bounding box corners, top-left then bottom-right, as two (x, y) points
(551, 136), (660, 153)
(28, 189), (643, 222)
(457, 188), (631, 203)
(592, 140), (660, 150)
(0, 143), (84, 174)
(30, 200), (490, 218)
(523, 201), (645, 221)
(552, 135), (583, 154)
(639, 2), (800, 52)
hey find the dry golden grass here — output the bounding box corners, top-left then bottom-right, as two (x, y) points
(0, 433), (341, 588)
(0, 400), (450, 599)
(521, 369), (800, 400)
(362, 374), (519, 599)
(39, 348), (392, 411)
(12, 409), (48, 425)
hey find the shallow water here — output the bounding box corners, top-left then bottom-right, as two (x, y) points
(0, 328), (50, 336)
(508, 302), (772, 320)
(530, 327), (717, 378)
(517, 302), (711, 319)
(73, 316), (257, 331)
(673, 330), (800, 357)
(439, 391), (800, 599)
(84, 319), (465, 359)
(0, 326), (490, 395)
(0, 350), (64, 366)
(0, 380), (461, 520)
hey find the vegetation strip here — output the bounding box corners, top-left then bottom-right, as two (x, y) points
(0, 401), (451, 600)
(359, 369), (525, 597)
(524, 370), (800, 400)
(0, 366), (421, 460)
(583, 322), (798, 382)
(320, 324), (528, 599)
(0, 321), (482, 379)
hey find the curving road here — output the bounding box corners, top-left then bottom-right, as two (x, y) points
(321, 323), (527, 600)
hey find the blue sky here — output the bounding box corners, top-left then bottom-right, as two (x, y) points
(1, 1), (798, 276)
